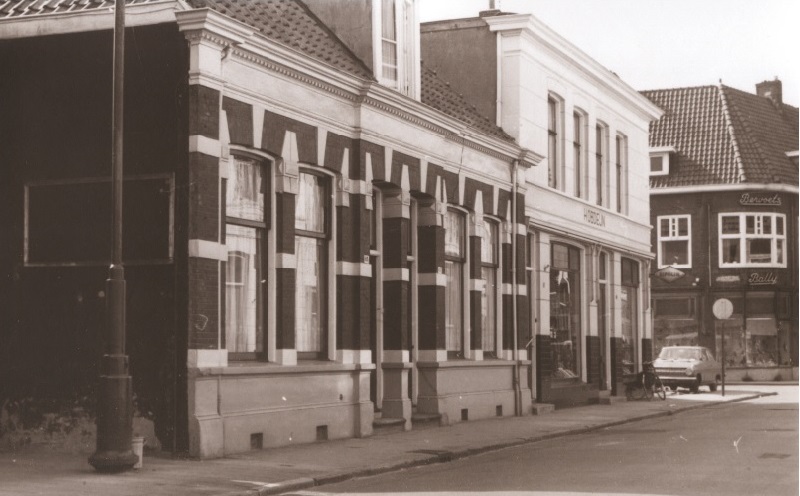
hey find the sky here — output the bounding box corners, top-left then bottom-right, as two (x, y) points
(419, 0), (799, 106)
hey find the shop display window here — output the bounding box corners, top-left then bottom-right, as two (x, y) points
(653, 296), (698, 358)
(549, 243), (581, 379)
(713, 294), (790, 367)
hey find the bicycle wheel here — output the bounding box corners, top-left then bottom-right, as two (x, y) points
(653, 376), (666, 400)
(643, 378), (654, 400)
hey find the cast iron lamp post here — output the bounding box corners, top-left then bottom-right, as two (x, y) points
(88, 0), (137, 472)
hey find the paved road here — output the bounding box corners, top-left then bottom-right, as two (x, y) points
(293, 387), (798, 496)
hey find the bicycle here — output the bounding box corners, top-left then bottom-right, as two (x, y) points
(624, 361), (666, 401)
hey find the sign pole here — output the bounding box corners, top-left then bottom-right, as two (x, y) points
(712, 298), (734, 398)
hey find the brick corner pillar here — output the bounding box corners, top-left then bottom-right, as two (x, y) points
(381, 187), (411, 425)
(335, 150), (373, 365)
(175, 13), (256, 458)
(468, 209), (484, 360)
(416, 189), (447, 415)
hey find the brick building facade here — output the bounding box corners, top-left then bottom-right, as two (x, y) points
(643, 81), (799, 381)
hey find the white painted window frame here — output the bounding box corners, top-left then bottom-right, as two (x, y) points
(656, 214), (692, 269)
(718, 212), (788, 268)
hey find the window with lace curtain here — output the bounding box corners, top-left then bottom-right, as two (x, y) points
(295, 171), (329, 359)
(225, 155), (267, 358)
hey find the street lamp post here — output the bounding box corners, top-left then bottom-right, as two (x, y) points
(88, 0), (137, 472)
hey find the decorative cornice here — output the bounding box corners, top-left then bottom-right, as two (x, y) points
(650, 183), (799, 195)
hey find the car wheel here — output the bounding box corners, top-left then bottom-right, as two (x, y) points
(709, 376), (720, 392)
(689, 376), (700, 394)
(669, 385), (678, 391)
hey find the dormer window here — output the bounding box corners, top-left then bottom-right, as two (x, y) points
(649, 146), (675, 176)
(375, 0), (419, 99)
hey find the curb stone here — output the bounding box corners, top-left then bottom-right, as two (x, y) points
(228, 391), (775, 496)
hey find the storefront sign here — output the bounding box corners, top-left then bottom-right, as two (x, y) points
(748, 272), (778, 285)
(654, 266), (685, 283)
(716, 275), (741, 283)
(583, 208), (605, 227)
(739, 193), (782, 206)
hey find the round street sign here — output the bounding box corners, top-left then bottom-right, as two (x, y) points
(713, 298), (734, 320)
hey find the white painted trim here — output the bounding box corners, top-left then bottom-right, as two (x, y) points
(189, 135), (222, 158)
(336, 349), (372, 365)
(187, 349), (228, 368)
(651, 183), (799, 195)
(252, 104), (265, 149)
(501, 283), (527, 296)
(383, 268), (410, 282)
(336, 261), (372, 278)
(273, 349), (297, 366)
(274, 253), (296, 269)
(418, 350), (448, 362)
(470, 279), (486, 292)
(218, 156), (230, 180)
(189, 239), (227, 261)
(383, 350), (410, 363)
(418, 272), (447, 286)
(0, 1), (181, 40)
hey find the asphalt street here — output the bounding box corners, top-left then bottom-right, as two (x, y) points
(292, 386), (798, 496)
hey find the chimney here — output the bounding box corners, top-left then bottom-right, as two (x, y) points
(756, 78), (783, 107)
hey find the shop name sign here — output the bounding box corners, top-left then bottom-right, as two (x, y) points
(654, 266), (685, 283)
(583, 208), (606, 227)
(739, 193), (782, 206)
(748, 272), (778, 285)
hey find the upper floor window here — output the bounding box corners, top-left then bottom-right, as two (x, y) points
(657, 215), (691, 268)
(573, 110), (586, 199)
(381, 0), (398, 85)
(595, 122), (608, 207)
(719, 213), (786, 267)
(547, 96), (562, 189)
(615, 134), (627, 214)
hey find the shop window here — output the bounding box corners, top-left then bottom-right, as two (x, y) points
(295, 171), (329, 359)
(481, 220), (499, 356)
(25, 175), (173, 265)
(653, 297), (698, 357)
(620, 257), (639, 374)
(445, 209), (465, 357)
(549, 243), (581, 379)
(713, 293), (790, 367)
(225, 155), (267, 358)
(657, 215), (691, 268)
(719, 213), (787, 267)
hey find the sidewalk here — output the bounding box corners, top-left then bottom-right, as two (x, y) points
(0, 386), (786, 496)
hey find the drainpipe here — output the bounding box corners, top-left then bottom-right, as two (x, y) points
(512, 159), (522, 416)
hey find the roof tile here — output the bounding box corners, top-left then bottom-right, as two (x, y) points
(642, 84), (798, 188)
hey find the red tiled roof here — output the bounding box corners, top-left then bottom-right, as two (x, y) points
(642, 84), (798, 188)
(421, 63), (514, 142)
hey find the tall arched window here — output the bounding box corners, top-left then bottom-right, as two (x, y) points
(225, 154), (268, 358)
(295, 171), (330, 359)
(444, 209), (465, 357)
(481, 220), (499, 356)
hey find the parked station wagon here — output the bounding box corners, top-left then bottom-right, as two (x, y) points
(653, 346), (722, 393)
